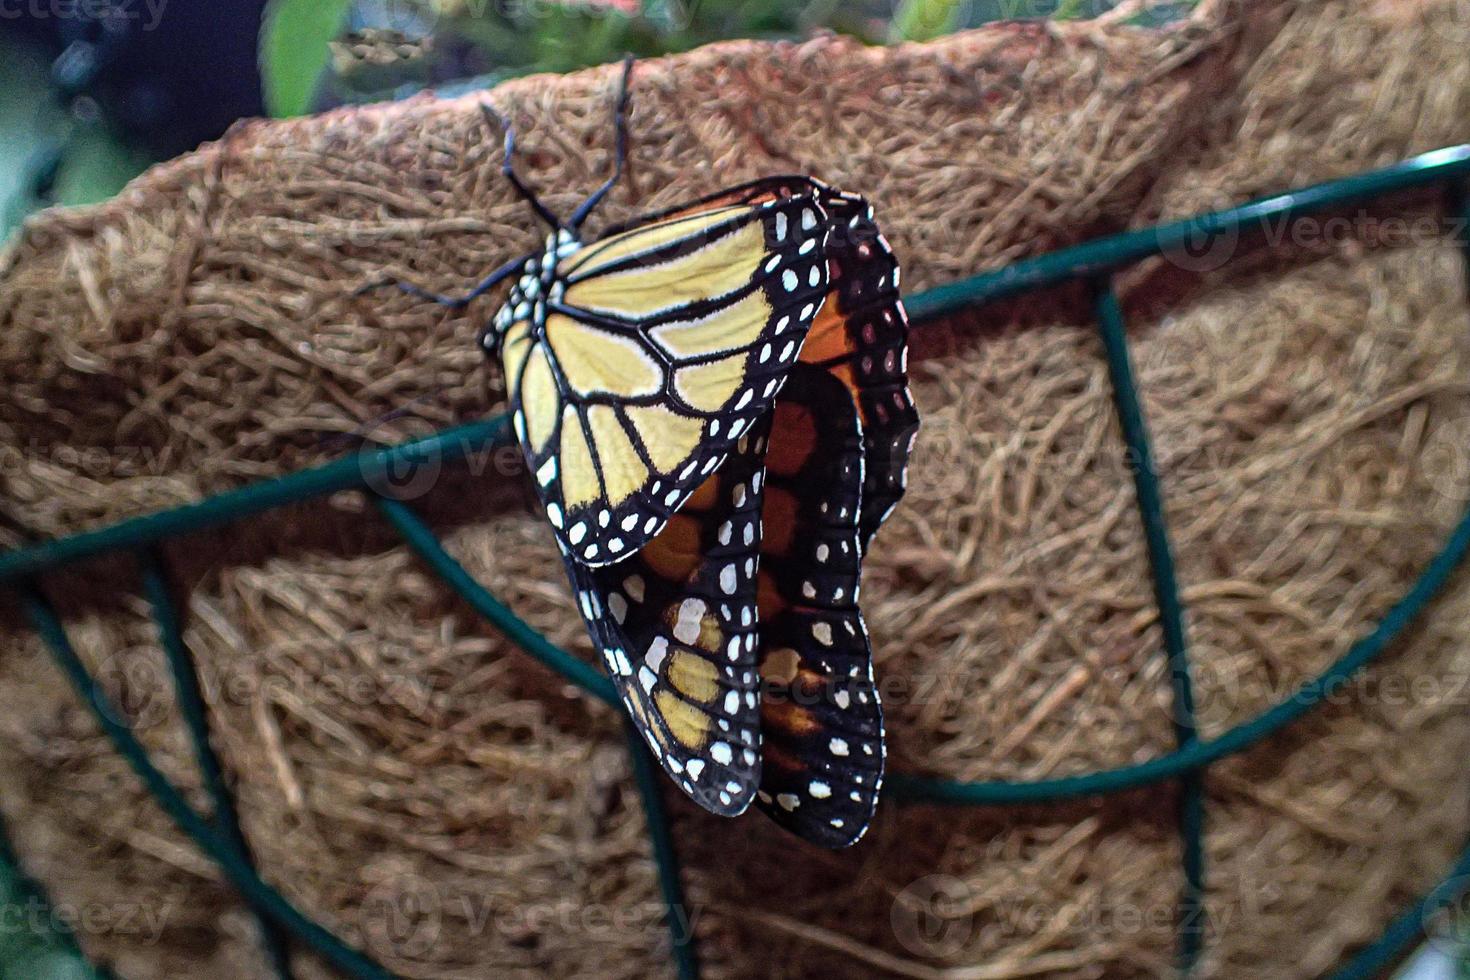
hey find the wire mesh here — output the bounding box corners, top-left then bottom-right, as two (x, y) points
(4, 145), (1470, 979)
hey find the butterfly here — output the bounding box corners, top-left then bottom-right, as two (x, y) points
(367, 57), (918, 847)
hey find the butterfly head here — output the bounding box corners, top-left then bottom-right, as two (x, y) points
(481, 228), (584, 357)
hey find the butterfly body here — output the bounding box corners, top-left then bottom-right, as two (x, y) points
(485, 229), (581, 353)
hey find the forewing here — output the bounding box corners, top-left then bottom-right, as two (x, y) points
(754, 365), (884, 847)
(560, 416), (773, 815)
(506, 190), (831, 567)
(597, 175), (833, 232)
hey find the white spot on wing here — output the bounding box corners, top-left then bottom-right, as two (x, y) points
(645, 637), (669, 671)
(673, 599), (705, 644)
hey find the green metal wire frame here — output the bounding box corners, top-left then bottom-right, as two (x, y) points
(3, 144), (1470, 980)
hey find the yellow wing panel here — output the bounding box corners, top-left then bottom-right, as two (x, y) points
(624, 404), (706, 474)
(674, 353), (748, 413)
(667, 650), (720, 702)
(586, 404), (647, 506)
(649, 289), (771, 360)
(544, 314), (664, 398)
(562, 220), (767, 319)
(654, 690), (713, 750)
(560, 205), (749, 277)
(559, 407), (601, 508)
(519, 345), (560, 454)
(501, 322), (532, 388)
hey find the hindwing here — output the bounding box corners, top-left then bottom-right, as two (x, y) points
(798, 188), (919, 548)
(754, 365), (885, 847)
(561, 417), (774, 815)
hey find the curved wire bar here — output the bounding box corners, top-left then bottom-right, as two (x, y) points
(139, 548), (296, 979)
(1091, 278), (1205, 968)
(353, 461), (1470, 804)
(373, 497), (697, 979)
(1326, 842), (1470, 980)
(373, 496), (617, 704)
(886, 492), (1470, 803)
(16, 583), (397, 980)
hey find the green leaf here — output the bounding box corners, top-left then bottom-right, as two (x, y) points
(259, 0), (353, 117)
(889, 0), (964, 42)
(51, 124), (151, 207)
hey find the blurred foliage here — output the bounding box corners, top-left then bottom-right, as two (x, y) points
(257, 0), (1207, 114)
(0, 32), (151, 239)
(261, 0), (357, 115)
(890, 0), (965, 42)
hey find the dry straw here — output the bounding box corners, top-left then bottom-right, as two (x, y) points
(3, 0), (1470, 976)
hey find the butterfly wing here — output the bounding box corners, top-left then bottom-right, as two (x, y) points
(754, 364), (884, 847)
(750, 192), (913, 847)
(640, 177), (917, 546)
(507, 177), (914, 840)
(560, 417), (772, 814)
(800, 188), (919, 548)
(502, 185), (832, 567)
(598, 175), (832, 229)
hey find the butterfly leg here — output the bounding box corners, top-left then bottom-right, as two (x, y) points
(566, 54), (635, 231)
(478, 102), (561, 231)
(353, 253), (526, 307)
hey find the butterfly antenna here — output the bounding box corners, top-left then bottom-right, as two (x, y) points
(480, 101), (561, 231)
(353, 253), (527, 308)
(567, 54), (635, 231)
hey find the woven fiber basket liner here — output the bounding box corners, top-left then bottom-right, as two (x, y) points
(4, 0), (1470, 976)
